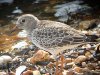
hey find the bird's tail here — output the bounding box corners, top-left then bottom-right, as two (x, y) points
(85, 34), (99, 42)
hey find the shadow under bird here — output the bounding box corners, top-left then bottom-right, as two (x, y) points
(16, 14), (98, 58)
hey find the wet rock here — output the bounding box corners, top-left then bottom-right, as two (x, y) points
(54, 0), (91, 22)
(0, 0), (13, 4)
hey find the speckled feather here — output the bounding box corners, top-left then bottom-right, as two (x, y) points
(16, 14), (87, 56)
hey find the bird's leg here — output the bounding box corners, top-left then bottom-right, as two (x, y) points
(60, 54), (64, 72)
(6, 62), (10, 75)
(54, 53), (65, 75)
(55, 59), (59, 75)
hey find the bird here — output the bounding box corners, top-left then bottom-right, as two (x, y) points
(16, 14), (89, 58)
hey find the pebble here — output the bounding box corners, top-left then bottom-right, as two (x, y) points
(74, 55), (87, 64)
(33, 70), (41, 75)
(66, 70), (74, 75)
(12, 56), (21, 62)
(12, 7), (23, 14)
(79, 19), (98, 30)
(93, 43), (100, 60)
(87, 63), (96, 70)
(22, 70), (33, 75)
(0, 55), (12, 65)
(64, 62), (75, 69)
(0, 71), (7, 75)
(62, 70), (67, 75)
(82, 62), (87, 68)
(65, 58), (73, 63)
(82, 44), (91, 49)
(54, 0), (90, 22)
(16, 65), (27, 75)
(11, 41), (28, 50)
(27, 50), (50, 64)
(73, 66), (83, 73)
(0, 0), (13, 4)
(84, 51), (92, 58)
(0, 57), (4, 65)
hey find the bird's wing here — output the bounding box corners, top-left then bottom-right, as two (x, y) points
(31, 27), (86, 55)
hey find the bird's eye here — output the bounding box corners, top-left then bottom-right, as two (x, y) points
(21, 19), (25, 22)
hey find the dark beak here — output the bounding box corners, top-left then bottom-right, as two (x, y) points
(10, 25), (19, 33)
(7, 25), (22, 36)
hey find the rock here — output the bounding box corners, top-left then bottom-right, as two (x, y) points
(12, 56), (21, 62)
(65, 58), (73, 63)
(54, 0), (91, 22)
(27, 50), (51, 64)
(82, 44), (91, 49)
(0, 0), (13, 4)
(12, 7), (23, 14)
(0, 57), (4, 65)
(93, 43), (100, 60)
(0, 55), (12, 65)
(66, 70), (74, 75)
(74, 55), (87, 64)
(62, 70), (67, 75)
(33, 70), (41, 75)
(11, 41), (28, 50)
(87, 63), (96, 70)
(79, 19), (99, 30)
(73, 67), (83, 73)
(64, 62), (75, 69)
(44, 6), (55, 13)
(82, 62), (87, 68)
(9, 71), (15, 75)
(0, 71), (7, 75)
(34, 0), (48, 3)
(16, 65), (27, 75)
(84, 50), (92, 58)
(22, 70), (33, 75)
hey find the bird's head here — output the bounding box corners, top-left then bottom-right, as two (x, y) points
(16, 14), (40, 30)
